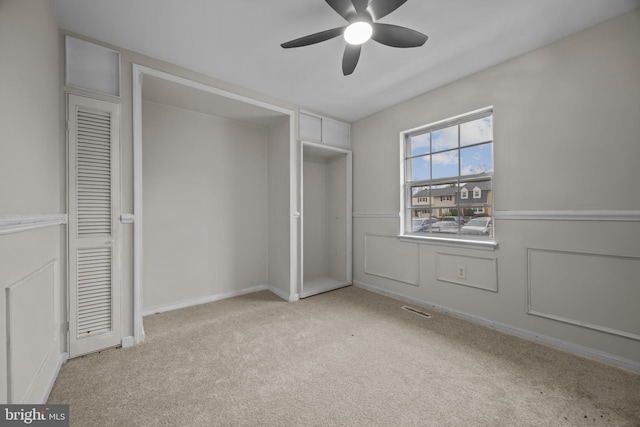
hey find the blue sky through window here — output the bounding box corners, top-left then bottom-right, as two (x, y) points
(432, 126), (457, 152)
(461, 144), (493, 175)
(407, 115), (492, 182)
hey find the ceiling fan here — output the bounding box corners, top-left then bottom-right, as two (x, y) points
(281, 0), (428, 76)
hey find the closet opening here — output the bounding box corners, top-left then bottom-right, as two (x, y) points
(301, 142), (352, 298)
(132, 65), (297, 344)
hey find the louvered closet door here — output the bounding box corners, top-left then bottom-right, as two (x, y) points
(68, 94), (121, 358)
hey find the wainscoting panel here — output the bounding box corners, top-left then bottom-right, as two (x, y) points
(527, 248), (640, 341)
(6, 260), (59, 403)
(436, 253), (498, 292)
(364, 234), (419, 286)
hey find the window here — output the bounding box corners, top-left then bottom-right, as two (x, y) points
(401, 107), (494, 242)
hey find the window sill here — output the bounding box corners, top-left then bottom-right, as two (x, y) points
(398, 234), (498, 251)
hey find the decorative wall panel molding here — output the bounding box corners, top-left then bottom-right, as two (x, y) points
(527, 248), (640, 341)
(353, 280), (640, 373)
(6, 260), (59, 403)
(436, 252), (498, 292)
(364, 233), (419, 286)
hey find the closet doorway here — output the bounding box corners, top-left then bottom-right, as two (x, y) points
(301, 142), (352, 298)
(132, 65), (297, 343)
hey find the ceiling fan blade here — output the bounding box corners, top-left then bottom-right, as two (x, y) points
(342, 44), (361, 76)
(351, 0), (370, 17)
(371, 23), (428, 48)
(366, 0), (408, 21)
(281, 27), (345, 49)
(325, 0), (357, 21)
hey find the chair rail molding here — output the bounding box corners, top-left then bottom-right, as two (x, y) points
(0, 214), (68, 235)
(353, 211), (400, 218)
(494, 210), (640, 221)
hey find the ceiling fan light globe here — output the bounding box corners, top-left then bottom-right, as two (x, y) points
(344, 22), (373, 45)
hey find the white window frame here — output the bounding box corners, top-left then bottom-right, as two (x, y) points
(398, 106), (497, 250)
(461, 188), (468, 199)
(473, 187), (481, 199)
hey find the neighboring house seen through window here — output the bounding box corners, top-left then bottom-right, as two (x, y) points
(401, 107), (494, 240)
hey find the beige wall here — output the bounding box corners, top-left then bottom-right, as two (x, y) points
(303, 155), (330, 280)
(327, 155), (348, 282)
(267, 118), (292, 297)
(0, 0), (65, 403)
(351, 9), (640, 367)
(0, 0), (63, 214)
(142, 100), (270, 312)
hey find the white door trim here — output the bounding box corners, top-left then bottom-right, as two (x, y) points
(131, 65), (297, 343)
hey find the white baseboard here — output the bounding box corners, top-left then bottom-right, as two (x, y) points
(41, 352), (68, 404)
(142, 285), (268, 316)
(121, 336), (135, 348)
(353, 280), (640, 373)
(266, 284), (297, 302)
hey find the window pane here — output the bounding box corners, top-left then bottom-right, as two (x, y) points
(409, 156), (430, 181)
(410, 186), (435, 233)
(411, 185), (430, 208)
(410, 133), (430, 156)
(460, 143), (493, 176)
(460, 216), (493, 237)
(431, 151), (458, 179)
(460, 116), (492, 147)
(459, 179), (491, 217)
(431, 125), (458, 152)
(410, 213), (435, 232)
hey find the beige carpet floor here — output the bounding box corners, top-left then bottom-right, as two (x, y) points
(48, 286), (640, 426)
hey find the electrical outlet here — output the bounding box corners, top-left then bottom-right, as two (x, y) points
(456, 266), (466, 279)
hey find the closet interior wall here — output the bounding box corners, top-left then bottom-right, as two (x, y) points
(141, 78), (291, 313)
(302, 148), (349, 297)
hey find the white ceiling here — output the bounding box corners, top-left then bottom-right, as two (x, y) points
(52, 0), (639, 123)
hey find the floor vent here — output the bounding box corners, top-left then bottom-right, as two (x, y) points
(402, 306), (433, 318)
